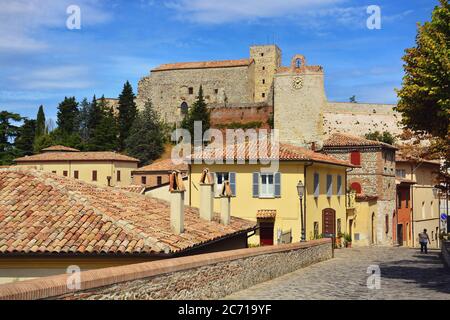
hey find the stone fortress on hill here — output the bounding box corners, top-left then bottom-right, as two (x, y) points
(136, 44), (404, 149)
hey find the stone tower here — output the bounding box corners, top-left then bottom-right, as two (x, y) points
(250, 45), (282, 103)
(274, 54), (326, 148)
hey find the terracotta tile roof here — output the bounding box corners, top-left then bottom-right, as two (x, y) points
(323, 133), (397, 149)
(152, 59), (254, 72)
(257, 210), (277, 219)
(189, 140), (354, 167)
(396, 178), (416, 185)
(14, 151), (139, 163)
(135, 159), (188, 173)
(115, 185), (146, 194)
(0, 168), (255, 256)
(41, 145), (80, 152)
(395, 154), (441, 166)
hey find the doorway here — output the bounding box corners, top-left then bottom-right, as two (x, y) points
(259, 221), (274, 246)
(322, 208), (336, 238)
(397, 224), (404, 246)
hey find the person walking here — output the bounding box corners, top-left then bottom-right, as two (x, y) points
(418, 229), (431, 254)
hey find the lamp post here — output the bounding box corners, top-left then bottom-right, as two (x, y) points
(297, 180), (306, 242)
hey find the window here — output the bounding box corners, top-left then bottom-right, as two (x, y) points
(350, 151), (361, 166)
(52, 171), (57, 174)
(92, 170), (97, 181)
(74, 171), (79, 179)
(337, 175), (343, 196)
(262, 66), (265, 70)
(252, 172), (280, 198)
(180, 102), (188, 115)
(63, 171), (68, 177)
(397, 192), (402, 209)
(326, 175), (333, 198)
(214, 172), (236, 196)
(141, 176), (147, 185)
(350, 182), (362, 194)
(117, 170), (121, 182)
(214, 89), (218, 94)
(385, 215), (389, 234)
(262, 79), (265, 84)
(421, 201), (425, 219)
(157, 176), (162, 185)
(405, 191), (410, 208)
(188, 87), (194, 95)
(295, 59), (302, 68)
(262, 93), (266, 98)
(260, 53), (264, 57)
(314, 173), (320, 198)
(396, 169), (406, 178)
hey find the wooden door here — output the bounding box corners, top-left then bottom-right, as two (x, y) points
(322, 208), (336, 238)
(397, 224), (403, 246)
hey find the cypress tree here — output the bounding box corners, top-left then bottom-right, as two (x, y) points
(181, 85), (210, 141)
(35, 105), (46, 137)
(57, 97), (79, 135)
(118, 81), (137, 150)
(125, 100), (165, 166)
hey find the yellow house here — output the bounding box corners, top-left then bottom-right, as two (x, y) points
(346, 193), (379, 247)
(14, 145), (139, 187)
(189, 141), (354, 245)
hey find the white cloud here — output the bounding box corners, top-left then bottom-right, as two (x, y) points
(165, 0), (350, 24)
(9, 65), (94, 90)
(0, 0), (112, 53)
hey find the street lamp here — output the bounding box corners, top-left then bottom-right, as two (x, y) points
(297, 180), (306, 242)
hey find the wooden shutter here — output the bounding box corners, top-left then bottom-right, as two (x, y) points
(314, 173), (320, 197)
(274, 172), (281, 198)
(337, 175), (342, 195)
(327, 175), (332, 197)
(350, 151), (361, 166)
(229, 172), (236, 196)
(252, 172), (260, 198)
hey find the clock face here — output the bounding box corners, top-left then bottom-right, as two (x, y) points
(293, 77), (303, 89)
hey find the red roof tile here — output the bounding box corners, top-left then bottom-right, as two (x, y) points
(323, 133), (396, 149)
(257, 210), (277, 219)
(189, 140), (354, 167)
(135, 159), (188, 172)
(152, 59), (254, 72)
(0, 168), (255, 256)
(14, 151), (139, 163)
(41, 145), (80, 152)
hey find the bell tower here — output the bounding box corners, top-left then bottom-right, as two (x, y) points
(273, 55), (326, 148)
(250, 45), (282, 103)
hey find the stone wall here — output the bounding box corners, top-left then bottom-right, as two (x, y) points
(324, 102), (403, 138)
(137, 65), (255, 124)
(0, 239), (332, 300)
(250, 45), (281, 103)
(210, 104), (273, 129)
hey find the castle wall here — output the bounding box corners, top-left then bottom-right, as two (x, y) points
(136, 65), (255, 123)
(323, 102), (403, 138)
(210, 104), (273, 129)
(250, 45), (281, 103)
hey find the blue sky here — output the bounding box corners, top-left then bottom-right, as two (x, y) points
(0, 0), (440, 121)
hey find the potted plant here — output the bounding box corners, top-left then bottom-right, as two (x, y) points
(343, 233), (352, 248)
(335, 232), (343, 248)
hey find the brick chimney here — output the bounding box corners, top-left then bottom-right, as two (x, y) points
(220, 180), (232, 225)
(169, 171), (186, 234)
(199, 168), (214, 221)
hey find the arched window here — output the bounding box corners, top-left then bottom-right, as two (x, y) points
(295, 59), (302, 68)
(350, 182), (362, 194)
(180, 102), (188, 115)
(350, 151), (361, 166)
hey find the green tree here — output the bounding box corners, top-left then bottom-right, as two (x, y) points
(118, 81), (138, 150)
(88, 106), (119, 151)
(33, 133), (56, 153)
(87, 95), (102, 139)
(35, 105), (46, 137)
(365, 131), (396, 145)
(125, 100), (165, 166)
(78, 97), (91, 142)
(396, 0), (449, 156)
(181, 85), (210, 141)
(0, 111), (22, 164)
(57, 97), (79, 135)
(15, 119), (36, 156)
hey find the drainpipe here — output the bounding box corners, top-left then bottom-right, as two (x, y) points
(304, 161), (314, 240)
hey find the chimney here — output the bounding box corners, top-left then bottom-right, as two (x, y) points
(169, 171), (186, 234)
(199, 168), (214, 221)
(220, 180), (232, 225)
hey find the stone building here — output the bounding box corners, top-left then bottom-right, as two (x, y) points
(322, 133), (397, 246)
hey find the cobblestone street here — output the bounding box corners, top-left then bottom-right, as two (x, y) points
(226, 247), (450, 300)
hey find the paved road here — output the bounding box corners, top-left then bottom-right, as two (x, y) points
(226, 247), (450, 300)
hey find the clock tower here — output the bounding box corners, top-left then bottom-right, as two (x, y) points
(273, 54), (326, 149)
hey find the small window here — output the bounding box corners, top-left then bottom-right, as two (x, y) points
(350, 151), (361, 166)
(52, 171), (57, 174)
(180, 102), (188, 115)
(262, 66), (265, 70)
(262, 93), (266, 98)
(314, 173), (320, 198)
(74, 171), (79, 179)
(188, 87), (194, 95)
(157, 176), (162, 185)
(117, 170), (121, 182)
(260, 173), (275, 198)
(396, 169), (406, 178)
(262, 79), (265, 84)
(141, 176), (147, 185)
(326, 175), (333, 198)
(260, 53), (264, 57)
(63, 171), (68, 177)
(92, 170), (97, 181)
(385, 215), (389, 234)
(214, 89), (218, 94)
